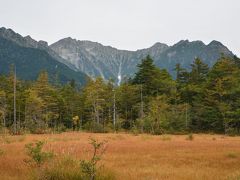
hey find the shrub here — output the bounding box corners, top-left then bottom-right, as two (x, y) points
(35, 138), (115, 180)
(131, 125), (139, 136)
(37, 157), (115, 180)
(226, 128), (239, 136)
(24, 119), (49, 134)
(52, 124), (67, 134)
(135, 117), (165, 135)
(0, 148), (4, 156)
(84, 122), (107, 133)
(186, 133), (194, 141)
(25, 141), (53, 166)
(107, 118), (124, 132)
(152, 128), (164, 135)
(80, 138), (108, 180)
(37, 157), (84, 180)
(135, 117), (150, 134)
(226, 152), (238, 159)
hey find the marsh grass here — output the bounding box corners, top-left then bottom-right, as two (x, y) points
(226, 171), (240, 180)
(0, 135), (26, 144)
(48, 137), (80, 142)
(0, 135), (12, 144)
(141, 135), (152, 141)
(161, 135), (171, 141)
(107, 135), (125, 141)
(18, 135), (26, 142)
(115, 135), (125, 140)
(0, 133), (240, 180)
(36, 157), (84, 180)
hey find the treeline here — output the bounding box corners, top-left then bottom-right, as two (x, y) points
(0, 55), (240, 135)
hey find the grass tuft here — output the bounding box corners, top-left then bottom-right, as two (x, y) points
(161, 135), (171, 141)
(226, 153), (238, 159)
(0, 149), (4, 156)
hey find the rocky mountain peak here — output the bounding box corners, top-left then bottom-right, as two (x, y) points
(207, 40), (232, 55)
(38, 40), (48, 47)
(1, 27), (234, 83)
(149, 42), (169, 51)
(208, 40), (224, 47)
(50, 36), (234, 82)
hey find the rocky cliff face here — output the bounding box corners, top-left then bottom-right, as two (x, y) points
(50, 38), (233, 83)
(51, 38), (170, 83)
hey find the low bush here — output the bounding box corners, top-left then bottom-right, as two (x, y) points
(226, 128), (239, 136)
(80, 138), (108, 179)
(0, 148), (4, 156)
(226, 152), (238, 159)
(131, 125), (139, 136)
(186, 133), (194, 141)
(84, 122), (107, 133)
(37, 157), (84, 180)
(36, 157), (115, 180)
(34, 138), (115, 180)
(25, 141), (54, 166)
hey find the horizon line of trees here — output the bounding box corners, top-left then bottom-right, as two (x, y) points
(0, 54), (240, 135)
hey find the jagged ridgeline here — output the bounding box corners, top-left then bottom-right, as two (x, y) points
(0, 27), (235, 85)
(50, 37), (233, 83)
(0, 27), (87, 86)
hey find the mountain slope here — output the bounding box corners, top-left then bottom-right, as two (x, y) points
(0, 27), (76, 70)
(154, 40), (233, 74)
(0, 33), (87, 85)
(50, 38), (234, 82)
(50, 38), (169, 83)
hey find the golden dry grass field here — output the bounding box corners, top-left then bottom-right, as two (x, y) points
(0, 132), (240, 180)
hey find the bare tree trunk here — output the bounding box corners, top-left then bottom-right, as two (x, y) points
(140, 84), (144, 119)
(18, 105), (21, 130)
(3, 115), (6, 127)
(113, 90), (116, 129)
(13, 65), (17, 134)
(95, 102), (99, 124)
(185, 103), (188, 130)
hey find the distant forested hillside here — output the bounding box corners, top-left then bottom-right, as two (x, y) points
(0, 37), (87, 85)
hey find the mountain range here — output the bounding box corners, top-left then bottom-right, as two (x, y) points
(51, 38), (233, 84)
(0, 27), (234, 85)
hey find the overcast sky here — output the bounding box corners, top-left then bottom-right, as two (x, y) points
(0, 0), (239, 56)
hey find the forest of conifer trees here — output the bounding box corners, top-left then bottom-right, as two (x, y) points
(0, 55), (240, 135)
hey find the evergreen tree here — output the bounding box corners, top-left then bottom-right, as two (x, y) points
(25, 89), (45, 133)
(133, 55), (159, 96)
(204, 56), (240, 133)
(116, 82), (139, 129)
(0, 90), (7, 127)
